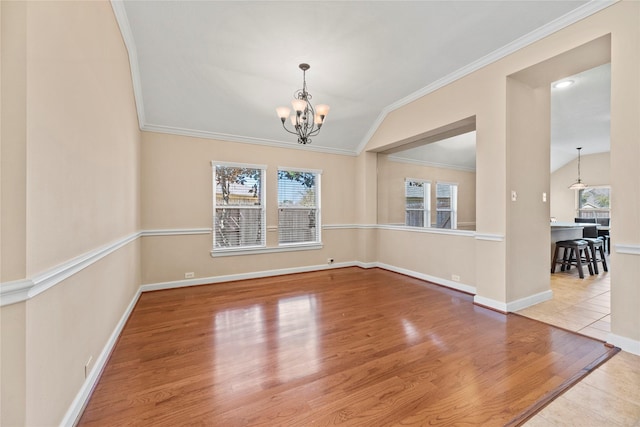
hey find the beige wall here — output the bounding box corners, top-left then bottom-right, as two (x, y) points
(377, 155), (476, 228)
(551, 152), (611, 222)
(0, 1), (141, 425)
(363, 0), (640, 335)
(140, 131), (361, 284)
(1, 0), (27, 282)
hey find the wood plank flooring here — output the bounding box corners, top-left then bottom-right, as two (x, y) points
(78, 267), (617, 426)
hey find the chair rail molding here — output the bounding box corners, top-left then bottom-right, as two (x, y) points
(0, 232), (140, 307)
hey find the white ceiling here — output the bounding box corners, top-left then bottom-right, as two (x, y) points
(550, 63), (611, 171)
(114, 0), (613, 162)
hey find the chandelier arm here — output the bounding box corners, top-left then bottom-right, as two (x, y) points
(280, 122), (300, 136)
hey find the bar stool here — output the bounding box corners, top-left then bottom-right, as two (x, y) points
(551, 239), (593, 279)
(582, 237), (608, 274)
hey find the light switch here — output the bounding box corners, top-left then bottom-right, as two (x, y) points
(511, 190), (517, 202)
(543, 192), (547, 202)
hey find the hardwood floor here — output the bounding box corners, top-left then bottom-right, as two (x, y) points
(79, 267), (617, 426)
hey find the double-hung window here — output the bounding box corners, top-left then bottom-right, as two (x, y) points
(278, 168), (321, 245)
(436, 182), (458, 229)
(405, 179), (430, 227)
(212, 162), (266, 251)
(577, 186), (610, 219)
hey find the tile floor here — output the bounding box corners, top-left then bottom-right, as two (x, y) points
(520, 258), (640, 426)
(517, 265), (611, 341)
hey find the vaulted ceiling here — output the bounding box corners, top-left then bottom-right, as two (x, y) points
(112, 0), (613, 168)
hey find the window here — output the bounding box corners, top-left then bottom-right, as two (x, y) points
(436, 182), (457, 229)
(578, 186), (610, 219)
(278, 169), (321, 245)
(405, 179), (430, 227)
(212, 162), (265, 250)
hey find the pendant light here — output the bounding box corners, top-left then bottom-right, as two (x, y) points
(569, 147), (588, 190)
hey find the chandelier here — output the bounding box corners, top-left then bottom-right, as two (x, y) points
(569, 147), (588, 190)
(276, 63), (329, 145)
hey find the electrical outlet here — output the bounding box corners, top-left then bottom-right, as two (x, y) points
(451, 274), (461, 282)
(327, 258), (334, 264)
(185, 272), (195, 279)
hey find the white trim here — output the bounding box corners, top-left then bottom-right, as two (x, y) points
(377, 223), (475, 237)
(140, 260), (478, 298)
(375, 262), (476, 295)
(144, 123), (357, 156)
(607, 334), (640, 356)
(211, 243), (323, 257)
(141, 228), (211, 237)
(354, 261), (378, 269)
(389, 155), (476, 172)
(0, 280), (34, 306)
(0, 232), (140, 307)
(474, 233), (505, 242)
(354, 0), (617, 155)
(322, 224), (377, 230)
(211, 160), (267, 170)
(109, 1), (146, 127)
(506, 290), (553, 312)
(112, 0), (614, 158)
(141, 261), (358, 292)
(278, 166), (323, 175)
(0, 225), (508, 307)
(615, 244), (640, 255)
(473, 295), (508, 313)
(59, 288), (142, 427)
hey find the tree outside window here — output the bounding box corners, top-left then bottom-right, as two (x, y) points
(213, 163), (265, 250)
(278, 169), (320, 244)
(578, 186), (610, 219)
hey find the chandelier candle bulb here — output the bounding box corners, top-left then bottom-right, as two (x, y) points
(276, 107), (291, 121)
(316, 104), (330, 116)
(292, 99), (307, 113)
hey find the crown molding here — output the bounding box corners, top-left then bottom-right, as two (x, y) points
(142, 123), (358, 157)
(355, 0), (618, 155)
(110, 0), (146, 127)
(112, 0), (615, 157)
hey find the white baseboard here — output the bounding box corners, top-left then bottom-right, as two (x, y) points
(375, 262), (477, 295)
(473, 295), (508, 312)
(506, 290), (553, 312)
(608, 333), (640, 356)
(140, 261), (359, 292)
(60, 288), (142, 427)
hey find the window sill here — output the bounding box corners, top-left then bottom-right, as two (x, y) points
(211, 242), (323, 257)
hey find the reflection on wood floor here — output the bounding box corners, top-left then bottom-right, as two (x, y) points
(520, 256), (640, 426)
(78, 267), (616, 426)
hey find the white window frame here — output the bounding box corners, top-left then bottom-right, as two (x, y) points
(436, 181), (458, 229)
(277, 167), (322, 246)
(212, 161), (266, 253)
(576, 185), (611, 219)
(405, 178), (431, 228)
